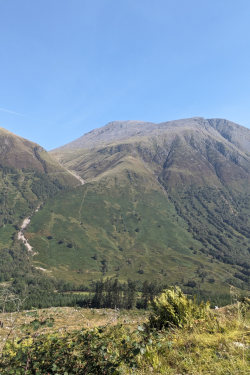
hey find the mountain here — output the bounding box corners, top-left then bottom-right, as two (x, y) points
(21, 117), (249, 299)
(52, 117), (250, 153)
(0, 127), (80, 182)
(0, 127), (80, 251)
(52, 117), (250, 187)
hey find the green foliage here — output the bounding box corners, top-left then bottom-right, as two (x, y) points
(0, 301), (249, 375)
(26, 180), (244, 301)
(22, 316), (55, 333)
(0, 325), (143, 374)
(169, 186), (250, 273)
(149, 286), (210, 329)
(0, 166), (70, 242)
(27, 182), (201, 285)
(0, 163), (83, 310)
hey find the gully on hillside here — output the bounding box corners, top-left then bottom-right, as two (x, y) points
(17, 206), (40, 255)
(17, 169), (84, 255)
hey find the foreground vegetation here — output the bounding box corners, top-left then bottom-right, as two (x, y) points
(0, 287), (249, 374)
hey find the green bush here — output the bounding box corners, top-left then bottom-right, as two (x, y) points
(149, 286), (210, 329)
(0, 325), (144, 374)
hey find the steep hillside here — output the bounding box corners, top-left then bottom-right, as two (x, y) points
(0, 127), (80, 251)
(24, 118), (250, 297)
(0, 127), (79, 184)
(207, 118), (250, 155)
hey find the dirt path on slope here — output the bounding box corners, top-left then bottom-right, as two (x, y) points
(67, 169), (85, 185)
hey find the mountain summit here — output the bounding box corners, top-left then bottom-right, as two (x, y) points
(52, 117), (250, 153)
(51, 117), (250, 189)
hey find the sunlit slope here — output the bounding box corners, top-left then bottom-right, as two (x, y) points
(0, 127), (79, 250)
(47, 118), (250, 291)
(26, 151), (245, 296)
(0, 127), (79, 186)
(52, 117), (250, 191)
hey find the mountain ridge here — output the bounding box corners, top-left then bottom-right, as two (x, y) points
(51, 117), (250, 154)
(51, 118), (250, 191)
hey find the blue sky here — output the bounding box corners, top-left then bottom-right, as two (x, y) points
(1, 0), (250, 149)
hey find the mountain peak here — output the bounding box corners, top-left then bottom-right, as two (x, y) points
(52, 117), (250, 153)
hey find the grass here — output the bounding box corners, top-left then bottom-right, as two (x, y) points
(0, 128), (79, 250)
(0, 307), (148, 343)
(133, 320), (250, 374)
(26, 166), (246, 301)
(133, 302), (250, 374)
(27, 131), (250, 298)
(0, 302), (249, 374)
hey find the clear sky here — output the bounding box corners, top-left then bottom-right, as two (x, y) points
(1, 0), (250, 149)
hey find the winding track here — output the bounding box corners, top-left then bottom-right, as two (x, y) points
(67, 169), (85, 185)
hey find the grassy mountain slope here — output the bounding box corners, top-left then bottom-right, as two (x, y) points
(0, 127), (79, 184)
(0, 127), (79, 250)
(25, 118), (250, 296)
(27, 163), (237, 296)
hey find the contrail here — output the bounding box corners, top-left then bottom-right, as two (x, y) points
(0, 107), (25, 117)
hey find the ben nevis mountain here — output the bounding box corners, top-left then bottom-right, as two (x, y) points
(0, 118), (250, 301)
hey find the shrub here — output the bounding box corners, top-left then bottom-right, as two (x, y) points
(149, 286), (210, 329)
(0, 326), (143, 374)
(184, 280), (197, 288)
